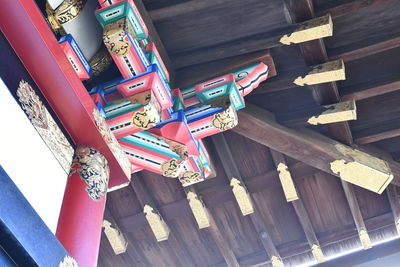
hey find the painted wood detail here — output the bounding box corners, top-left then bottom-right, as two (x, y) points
(307, 100), (357, 125)
(294, 59), (345, 86)
(280, 15), (333, 45)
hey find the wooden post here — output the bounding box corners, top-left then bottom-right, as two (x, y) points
(56, 146), (110, 267)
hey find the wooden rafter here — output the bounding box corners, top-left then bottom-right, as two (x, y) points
(211, 134), (283, 266)
(232, 104), (400, 190)
(171, 15), (333, 68)
(341, 181), (372, 249)
(315, 0), (391, 18)
(270, 150), (324, 263)
(130, 175), (197, 265)
(183, 186), (240, 267)
(386, 185), (400, 235)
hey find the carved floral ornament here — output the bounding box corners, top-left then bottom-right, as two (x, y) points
(59, 255), (78, 267)
(17, 80), (74, 173)
(93, 108), (131, 179)
(70, 146), (110, 201)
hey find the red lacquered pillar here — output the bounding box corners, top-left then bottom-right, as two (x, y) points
(56, 146), (110, 267)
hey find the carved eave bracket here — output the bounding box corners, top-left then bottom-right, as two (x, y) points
(311, 244), (325, 263)
(330, 144), (393, 194)
(187, 191), (210, 229)
(359, 229), (372, 250)
(143, 205), (170, 242)
(307, 100), (356, 125)
(230, 178), (254, 216)
(280, 14), (333, 45)
(294, 59), (345, 86)
(276, 163), (298, 202)
(103, 220), (128, 255)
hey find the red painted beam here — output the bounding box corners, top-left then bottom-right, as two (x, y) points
(0, 0), (129, 188)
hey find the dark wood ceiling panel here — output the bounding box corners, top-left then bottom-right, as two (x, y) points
(296, 173), (354, 234)
(153, 0), (287, 55)
(223, 131), (275, 178)
(169, 216), (225, 266)
(106, 186), (142, 218)
(325, 0), (400, 57)
(252, 187), (306, 246)
(140, 170), (186, 205)
(353, 186), (391, 220)
(210, 201), (263, 258)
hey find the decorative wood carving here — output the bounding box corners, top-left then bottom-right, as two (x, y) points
(17, 80), (74, 173)
(276, 162), (298, 202)
(280, 15), (333, 45)
(330, 144), (393, 194)
(230, 177), (254, 216)
(294, 59), (345, 86)
(93, 108), (131, 186)
(307, 100), (357, 125)
(359, 229), (372, 249)
(103, 219), (128, 254)
(187, 191), (210, 229)
(143, 204), (170, 242)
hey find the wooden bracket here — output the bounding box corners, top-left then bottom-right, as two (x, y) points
(277, 163), (298, 202)
(307, 100), (357, 125)
(280, 15), (333, 45)
(103, 219), (128, 254)
(359, 229), (372, 249)
(143, 204), (170, 242)
(230, 178), (254, 216)
(294, 59), (345, 86)
(330, 144), (393, 193)
(187, 191), (210, 229)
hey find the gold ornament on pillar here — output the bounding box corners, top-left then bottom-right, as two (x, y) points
(69, 146), (110, 201)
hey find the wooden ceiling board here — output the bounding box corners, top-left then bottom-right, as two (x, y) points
(153, 0), (287, 55)
(106, 186), (143, 218)
(353, 186), (391, 220)
(252, 187), (306, 246)
(296, 173), (354, 234)
(325, 0), (400, 56)
(223, 131), (275, 179)
(140, 170), (186, 205)
(210, 201), (263, 258)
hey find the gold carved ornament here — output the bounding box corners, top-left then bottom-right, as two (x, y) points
(69, 146), (110, 201)
(17, 80), (74, 173)
(160, 158), (184, 178)
(180, 171), (202, 186)
(103, 220), (128, 254)
(93, 108), (132, 180)
(103, 18), (135, 57)
(212, 105), (238, 131)
(307, 100), (356, 125)
(230, 178), (254, 216)
(131, 96), (162, 130)
(143, 205), (170, 242)
(187, 191), (210, 229)
(271, 256), (284, 267)
(311, 244), (325, 263)
(59, 255), (78, 267)
(276, 162), (298, 202)
(54, 0), (85, 25)
(359, 229), (372, 249)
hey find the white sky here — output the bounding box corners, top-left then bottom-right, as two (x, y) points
(0, 78), (68, 233)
